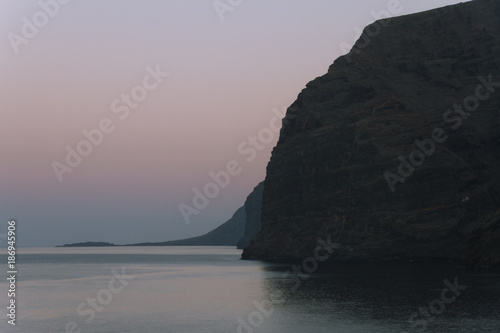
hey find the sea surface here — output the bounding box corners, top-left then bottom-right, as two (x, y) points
(0, 246), (499, 333)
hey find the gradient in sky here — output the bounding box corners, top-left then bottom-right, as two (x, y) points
(0, 0), (470, 246)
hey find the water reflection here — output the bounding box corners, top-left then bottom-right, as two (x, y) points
(0, 247), (498, 333)
(259, 263), (500, 332)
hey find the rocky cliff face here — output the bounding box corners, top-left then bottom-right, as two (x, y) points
(237, 182), (264, 249)
(243, 0), (500, 266)
(467, 209), (500, 266)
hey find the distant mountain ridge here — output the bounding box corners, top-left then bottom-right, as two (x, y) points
(125, 182), (264, 247)
(57, 241), (115, 247)
(128, 206), (246, 247)
(57, 181), (264, 248)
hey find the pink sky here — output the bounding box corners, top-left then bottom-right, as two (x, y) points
(0, 0), (469, 246)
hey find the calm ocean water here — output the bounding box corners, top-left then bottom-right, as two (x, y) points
(0, 246), (499, 333)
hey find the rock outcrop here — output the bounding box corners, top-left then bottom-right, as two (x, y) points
(242, 0), (500, 266)
(467, 209), (500, 266)
(237, 182), (264, 249)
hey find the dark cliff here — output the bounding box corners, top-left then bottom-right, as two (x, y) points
(467, 209), (500, 266)
(242, 0), (500, 266)
(237, 182), (264, 249)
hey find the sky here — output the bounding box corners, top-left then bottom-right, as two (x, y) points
(1, 0), (470, 247)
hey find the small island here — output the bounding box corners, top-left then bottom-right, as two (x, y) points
(56, 241), (116, 247)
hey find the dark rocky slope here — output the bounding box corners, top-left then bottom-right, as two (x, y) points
(243, 0), (500, 266)
(129, 182), (263, 247)
(237, 182), (264, 249)
(129, 207), (246, 246)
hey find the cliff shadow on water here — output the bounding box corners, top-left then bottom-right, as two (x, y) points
(255, 262), (500, 332)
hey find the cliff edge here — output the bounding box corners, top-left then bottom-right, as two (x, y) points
(242, 0), (500, 266)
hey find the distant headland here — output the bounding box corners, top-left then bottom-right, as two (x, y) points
(56, 241), (116, 247)
(56, 182), (264, 249)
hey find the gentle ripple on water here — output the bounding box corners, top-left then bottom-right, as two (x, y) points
(0, 247), (498, 333)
